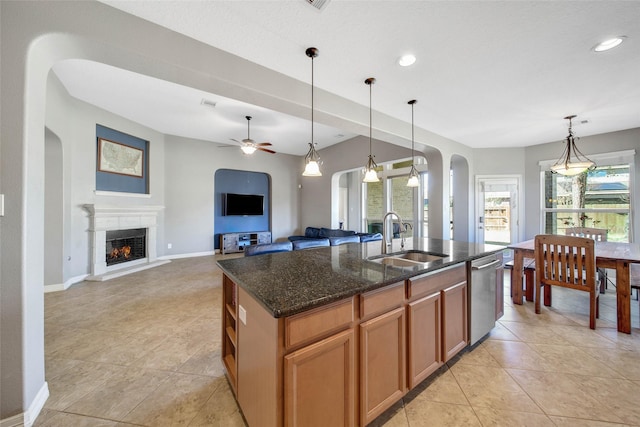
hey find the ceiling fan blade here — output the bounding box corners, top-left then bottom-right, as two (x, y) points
(230, 138), (242, 144)
(258, 147), (276, 154)
(256, 142), (272, 146)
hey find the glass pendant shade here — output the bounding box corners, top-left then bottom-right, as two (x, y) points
(363, 77), (379, 183)
(550, 161), (595, 176)
(303, 47), (322, 177)
(363, 170), (379, 183)
(363, 154), (379, 182)
(303, 160), (321, 176)
(303, 142), (322, 176)
(550, 115), (595, 176)
(407, 165), (419, 187)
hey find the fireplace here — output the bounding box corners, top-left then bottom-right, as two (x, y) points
(106, 228), (146, 266)
(84, 204), (169, 281)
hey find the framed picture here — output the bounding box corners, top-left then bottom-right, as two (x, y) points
(98, 138), (144, 178)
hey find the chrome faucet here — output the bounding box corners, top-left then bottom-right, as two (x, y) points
(382, 211), (405, 254)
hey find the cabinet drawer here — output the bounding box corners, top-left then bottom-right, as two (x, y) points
(360, 282), (404, 320)
(285, 297), (355, 350)
(407, 264), (466, 301)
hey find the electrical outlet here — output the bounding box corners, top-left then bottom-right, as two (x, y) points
(239, 305), (247, 325)
(167, 243), (172, 249)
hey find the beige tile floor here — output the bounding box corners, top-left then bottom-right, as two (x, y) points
(36, 255), (640, 426)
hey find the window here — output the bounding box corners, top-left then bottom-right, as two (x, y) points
(362, 159), (424, 237)
(541, 163), (631, 242)
(390, 175), (415, 238)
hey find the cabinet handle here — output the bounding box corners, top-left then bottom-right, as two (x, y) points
(471, 259), (501, 270)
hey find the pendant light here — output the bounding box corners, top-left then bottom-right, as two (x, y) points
(363, 77), (379, 183)
(406, 99), (419, 187)
(550, 115), (595, 176)
(302, 47), (322, 177)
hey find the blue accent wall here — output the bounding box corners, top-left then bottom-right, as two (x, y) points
(96, 124), (149, 193)
(214, 169), (270, 249)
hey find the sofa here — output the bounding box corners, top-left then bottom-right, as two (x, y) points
(288, 227), (382, 246)
(244, 241), (293, 256)
(244, 228), (382, 257)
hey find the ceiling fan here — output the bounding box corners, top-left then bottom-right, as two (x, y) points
(230, 116), (276, 155)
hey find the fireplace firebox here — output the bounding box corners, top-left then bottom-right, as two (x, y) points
(105, 228), (146, 266)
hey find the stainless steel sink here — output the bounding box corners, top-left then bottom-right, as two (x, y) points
(369, 250), (448, 267)
(393, 251), (448, 263)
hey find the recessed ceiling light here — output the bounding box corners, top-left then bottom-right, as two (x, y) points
(201, 99), (217, 108)
(398, 54), (416, 67)
(593, 36), (626, 52)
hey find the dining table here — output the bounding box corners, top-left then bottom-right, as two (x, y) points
(508, 239), (640, 333)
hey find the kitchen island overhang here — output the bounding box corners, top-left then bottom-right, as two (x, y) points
(217, 237), (505, 318)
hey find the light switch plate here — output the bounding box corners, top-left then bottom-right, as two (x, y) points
(239, 305), (247, 325)
(0, 194), (4, 216)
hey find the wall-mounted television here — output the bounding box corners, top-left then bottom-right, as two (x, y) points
(223, 193), (264, 216)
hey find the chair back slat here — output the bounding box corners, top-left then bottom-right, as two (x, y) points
(565, 227), (608, 242)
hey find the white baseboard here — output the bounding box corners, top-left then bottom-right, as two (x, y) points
(44, 273), (89, 293)
(160, 250), (216, 260)
(23, 382), (49, 427)
(86, 260), (171, 281)
(0, 413), (23, 427)
(1, 382), (49, 427)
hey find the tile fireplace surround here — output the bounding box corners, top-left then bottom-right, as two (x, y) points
(84, 204), (169, 281)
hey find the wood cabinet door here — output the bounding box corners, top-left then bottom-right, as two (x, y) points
(407, 292), (442, 389)
(360, 307), (406, 426)
(284, 328), (355, 427)
(442, 281), (468, 362)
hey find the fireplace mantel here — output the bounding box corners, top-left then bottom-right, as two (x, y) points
(83, 204), (169, 280)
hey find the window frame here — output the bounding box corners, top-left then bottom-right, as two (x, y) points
(539, 150), (635, 242)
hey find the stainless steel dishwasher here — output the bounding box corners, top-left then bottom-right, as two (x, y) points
(469, 254), (502, 345)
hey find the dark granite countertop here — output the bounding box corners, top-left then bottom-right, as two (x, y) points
(216, 238), (505, 318)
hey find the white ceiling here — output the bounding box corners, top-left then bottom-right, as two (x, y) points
(55, 1), (640, 156)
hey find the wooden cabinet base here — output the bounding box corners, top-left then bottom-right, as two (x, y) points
(222, 263), (470, 427)
(285, 329), (355, 427)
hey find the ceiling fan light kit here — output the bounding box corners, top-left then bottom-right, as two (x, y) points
(241, 144), (257, 155)
(232, 115), (276, 155)
(363, 77), (380, 183)
(550, 115), (596, 176)
(303, 47), (323, 177)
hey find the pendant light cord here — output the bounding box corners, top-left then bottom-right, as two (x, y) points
(411, 101), (415, 162)
(369, 80), (372, 156)
(311, 53), (314, 145)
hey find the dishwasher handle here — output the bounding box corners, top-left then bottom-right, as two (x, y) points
(471, 259), (502, 270)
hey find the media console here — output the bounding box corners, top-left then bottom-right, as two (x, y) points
(220, 231), (272, 255)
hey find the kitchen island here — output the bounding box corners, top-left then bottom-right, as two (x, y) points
(217, 238), (504, 427)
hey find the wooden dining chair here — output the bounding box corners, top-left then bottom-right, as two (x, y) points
(565, 227), (608, 293)
(534, 234), (599, 329)
(564, 227), (608, 242)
